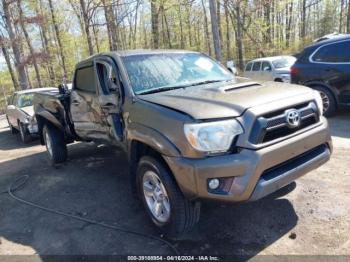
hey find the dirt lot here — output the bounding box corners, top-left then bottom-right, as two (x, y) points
(0, 112), (349, 258)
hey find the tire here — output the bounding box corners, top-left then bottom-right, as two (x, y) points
(7, 117), (19, 134)
(43, 124), (67, 164)
(312, 86), (337, 117)
(136, 156), (200, 239)
(19, 122), (31, 144)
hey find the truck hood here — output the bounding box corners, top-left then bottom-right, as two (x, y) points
(139, 78), (313, 119)
(20, 106), (34, 117)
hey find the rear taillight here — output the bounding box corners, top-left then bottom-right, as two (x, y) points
(291, 66), (299, 78)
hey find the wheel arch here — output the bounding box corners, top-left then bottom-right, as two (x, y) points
(304, 81), (339, 105)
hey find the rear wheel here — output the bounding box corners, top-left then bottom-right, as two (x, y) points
(137, 156), (200, 239)
(19, 122), (31, 144)
(43, 124), (67, 164)
(312, 86), (336, 117)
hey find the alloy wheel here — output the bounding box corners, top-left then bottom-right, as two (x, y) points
(319, 91), (330, 114)
(142, 170), (171, 223)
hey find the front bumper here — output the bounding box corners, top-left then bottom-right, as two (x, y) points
(164, 117), (332, 202)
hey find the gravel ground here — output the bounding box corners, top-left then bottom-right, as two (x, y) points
(0, 112), (349, 258)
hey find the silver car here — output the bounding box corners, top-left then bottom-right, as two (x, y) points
(6, 87), (57, 143)
(243, 56), (296, 83)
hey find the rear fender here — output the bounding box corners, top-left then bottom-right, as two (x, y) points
(35, 105), (64, 131)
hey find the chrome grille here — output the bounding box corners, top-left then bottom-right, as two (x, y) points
(250, 101), (320, 144)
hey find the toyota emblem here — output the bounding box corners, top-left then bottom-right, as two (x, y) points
(286, 109), (301, 128)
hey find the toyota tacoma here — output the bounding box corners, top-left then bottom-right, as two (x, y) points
(33, 50), (332, 237)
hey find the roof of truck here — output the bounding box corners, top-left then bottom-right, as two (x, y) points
(115, 49), (199, 57)
(77, 49), (201, 67)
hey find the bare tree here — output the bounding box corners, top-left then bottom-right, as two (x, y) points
(1, 0), (28, 90)
(0, 34), (19, 90)
(209, 0), (222, 61)
(48, 0), (67, 83)
(79, 0), (94, 55)
(151, 0), (159, 48)
(201, 0), (212, 55)
(17, 0), (42, 88)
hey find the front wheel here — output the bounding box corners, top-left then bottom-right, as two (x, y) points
(43, 124), (67, 164)
(7, 117), (18, 134)
(137, 156), (200, 239)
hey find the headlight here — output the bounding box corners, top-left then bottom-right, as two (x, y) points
(314, 91), (323, 116)
(184, 119), (244, 153)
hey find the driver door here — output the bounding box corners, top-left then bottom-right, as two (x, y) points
(70, 57), (123, 144)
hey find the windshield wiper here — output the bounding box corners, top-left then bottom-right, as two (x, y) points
(137, 85), (186, 95)
(137, 79), (230, 95)
(185, 79), (227, 87)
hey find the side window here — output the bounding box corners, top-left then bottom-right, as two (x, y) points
(96, 61), (120, 95)
(245, 62), (252, 72)
(262, 61), (272, 71)
(75, 66), (96, 93)
(312, 41), (350, 63)
(252, 62), (262, 71)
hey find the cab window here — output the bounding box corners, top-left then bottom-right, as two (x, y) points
(75, 66), (96, 93)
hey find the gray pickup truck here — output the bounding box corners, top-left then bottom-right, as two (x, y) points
(33, 50), (332, 237)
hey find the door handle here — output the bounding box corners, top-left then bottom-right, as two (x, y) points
(72, 100), (80, 106)
(101, 103), (115, 109)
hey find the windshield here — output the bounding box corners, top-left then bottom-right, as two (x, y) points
(122, 53), (234, 95)
(17, 94), (33, 108)
(272, 57), (296, 69)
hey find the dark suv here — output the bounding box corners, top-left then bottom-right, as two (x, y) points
(291, 36), (350, 116)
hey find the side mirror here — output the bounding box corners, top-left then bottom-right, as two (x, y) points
(58, 83), (69, 94)
(263, 66), (271, 71)
(227, 67), (238, 75)
(7, 105), (16, 110)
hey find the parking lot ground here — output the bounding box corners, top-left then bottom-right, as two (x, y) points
(0, 112), (349, 257)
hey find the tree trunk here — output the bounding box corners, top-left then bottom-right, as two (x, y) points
(224, 0), (231, 61)
(178, 3), (185, 49)
(217, 0), (223, 51)
(17, 0), (42, 88)
(209, 0), (222, 62)
(286, 2), (293, 47)
(186, 4), (192, 47)
(0, 35), (19, 90)
(2, 0), (28, 90)
(92, 24), (100, 53)
(234, 2), (244, 70)
(201, 0), (212, 55)
(301, 0), (307, 39)
(102, 0), (118, 51)
(48, 0), (68, 83)
(38, 0), (55, 85)
(79, 0), (94, 55)
(151, 0), (159, 48)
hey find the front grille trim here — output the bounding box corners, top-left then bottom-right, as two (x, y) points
(250, 101), (320, 144)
